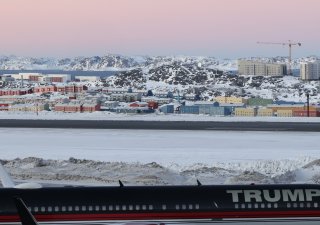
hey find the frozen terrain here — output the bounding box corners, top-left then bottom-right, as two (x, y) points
(0, 128), (320, 186)
(0, 111), (320, 122)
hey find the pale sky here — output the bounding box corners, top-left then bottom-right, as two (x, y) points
(0, 0), (319, 58)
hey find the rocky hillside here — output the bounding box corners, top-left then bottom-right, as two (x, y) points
(0, 54), (318, 71)
(0, 54), (139, 70)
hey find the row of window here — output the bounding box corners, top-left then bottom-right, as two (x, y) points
(234, 202), (319, 209)
(27, 203), (201, 213)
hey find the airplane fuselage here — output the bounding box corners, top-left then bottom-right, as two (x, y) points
(0, 184), (320, 222)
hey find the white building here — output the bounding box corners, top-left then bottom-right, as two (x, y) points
(238, 60), (287, 76)
(75, 76), (101, 82)
(300, 61), (320, 80)
(11, 73), (43, 80)
(41, 74), (71, 83)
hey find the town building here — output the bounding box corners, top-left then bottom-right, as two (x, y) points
(8, 103), (49, 112)
(276, 109), (293, 117)
(0, 88), (32, 96)
(247, 98), (273, 106)
(238, 60), (287, 76)
(159, 104), (175, 114)
(215, 96), (247, 104)
(75, 76), (101, 82)
(41, 74), (72, 83)
(257, 108), (274, 117)
(34, 85), (57, 93)
(235, 107), (257, 117)
(300, 61), (320, 80)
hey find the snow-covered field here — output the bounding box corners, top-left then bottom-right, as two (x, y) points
(1, 128), (320, 185)
(0, 111), (320, 122)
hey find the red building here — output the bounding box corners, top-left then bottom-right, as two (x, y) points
(33, 86), (57, 93)
(56, 85), (86, 93)
(29, 75), (43, 82)
(0, 88), (32, 96)
(148, 101), (159, 109)
(0, 103), (10, 111)
(82, 104), (101, 112)
(293, 110), (320, 117)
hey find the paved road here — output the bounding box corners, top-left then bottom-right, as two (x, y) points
(0, 119), (319, 132)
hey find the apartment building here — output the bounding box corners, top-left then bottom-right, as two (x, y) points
(300, 61), (320, 80)
(238, 60), (287, 76)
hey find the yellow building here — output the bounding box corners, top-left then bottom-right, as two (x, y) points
(276, 109), (293, 117)
(8, 104), (47, 112)
(235, 108), (257, 117)
(267, 104), (305, 113)
(257, 108), (274, 117)
(215, 96), (247, 104)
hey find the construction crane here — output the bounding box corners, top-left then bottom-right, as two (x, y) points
(257, 40), (302, 75)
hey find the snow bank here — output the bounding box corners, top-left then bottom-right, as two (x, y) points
(2, 157), (320, 186)
(0, 111), (319, 122)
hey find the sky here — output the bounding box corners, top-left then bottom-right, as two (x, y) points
(0, 0), (319, 58)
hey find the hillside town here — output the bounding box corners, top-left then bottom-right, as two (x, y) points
(0, 58), (319, 118)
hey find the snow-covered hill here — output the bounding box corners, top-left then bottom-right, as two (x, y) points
(0, 54), (318, 71)
(0, 54), (139, 71)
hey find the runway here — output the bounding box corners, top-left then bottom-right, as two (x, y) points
(0, 119), (320, 131)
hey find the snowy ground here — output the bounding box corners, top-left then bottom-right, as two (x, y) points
(0, 111), (320, 122)
(1, 128), (320, 186)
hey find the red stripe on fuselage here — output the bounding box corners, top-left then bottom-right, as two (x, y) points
(1, 210), (320, 222)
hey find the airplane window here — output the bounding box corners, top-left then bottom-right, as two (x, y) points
(175, 205), (180, 210)
(182, 204), (186, 210)
(267, 203), (271, 208)
(307, 203), (311, 208)
(188, 204), (193, 210)
(102, 206), (106, 211)
(254, 203), (259, 209)
(62, 206), (66, 212)
(314, 203), (318, 208)
(116, 205), (120, 211)
(260, 203), (265, 208)
(274, 203), (278, 208)
(142, 205), (147, 210)
(75, 206), (80, 211)
(241, 204), (245, 209)
(82, 206), (86, 211)
(27, 207), (32, 212)
(54, 206), (59, 212)
(300, 203), (304, 208)
(287, 203), (291, 208)
(149, 205), (153, 210)
(88, 206), (93, 211)
(122, 205), (126, 211)
(68, 206), (73, 211)
(48, 206), (53, 212)
(34, 207), (39, 212)
(293, 203), (297, 208)
(247, 203), (252, 208)
(41, 207), (45, 212)
(235, 204), (239, 209)
(95, 206), (100, 211)
(109, 205), (113, 211)
(135, 205), (140, 210)
(129, 205), (133, 210)
(195, 204), (200, 210)
(162, 204), (167, 210)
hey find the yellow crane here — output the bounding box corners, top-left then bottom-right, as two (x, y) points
(257, 40), (302, 75)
